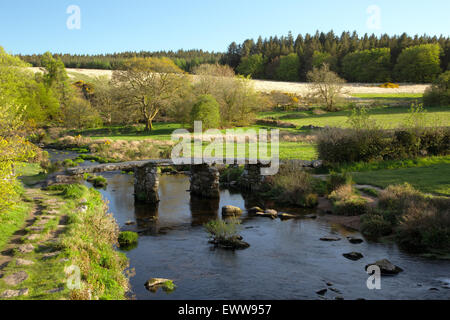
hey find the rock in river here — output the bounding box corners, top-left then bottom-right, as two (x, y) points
(365, 259), (403, 275)
(320, 236), (341, 242)
(248, 207), (264, 214)
(222, 205), (242, 217)
(256, 209), (278, 219)
(278, 213), (297, 220)
(347, 236), (364, 244)
(343, 252), (364, 261)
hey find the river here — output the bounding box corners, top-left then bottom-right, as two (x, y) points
(47, 149), (450, 300)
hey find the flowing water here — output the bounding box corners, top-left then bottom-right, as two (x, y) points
(95, 172), (449, 300)
(46, 150), (450, 300)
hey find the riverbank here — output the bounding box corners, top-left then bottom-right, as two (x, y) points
(0, 184), (130, 300)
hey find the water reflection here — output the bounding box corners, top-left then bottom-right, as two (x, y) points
(89, 172), (450, 300)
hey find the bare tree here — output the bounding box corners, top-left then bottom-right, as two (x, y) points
(307, 63), (347, 111)
(112, 57), (189, 131)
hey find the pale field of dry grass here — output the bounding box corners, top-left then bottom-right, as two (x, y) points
(29, 67), (430, 95)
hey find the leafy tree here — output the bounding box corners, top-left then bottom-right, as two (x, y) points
(190, 95), (220, 130)
(192, 64), (261, 126)
(312, 51), (337, 70)
(342, 48), (392, 82)
(394, 44), (442, 83)
(112, 57), (189, 131)
(275, 53), (300, 81)
(307, 63), (346, 111)
(62, 95), (102, 129)
(0, 47), (35, 212)
(40, 52), (72, 106)
(236, 54), (265, 78)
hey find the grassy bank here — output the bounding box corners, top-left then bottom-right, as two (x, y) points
(0, 184), (130, 300)
(352, 163), (450, 196)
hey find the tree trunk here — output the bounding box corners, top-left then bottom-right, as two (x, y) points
(145, 118), (153, 132)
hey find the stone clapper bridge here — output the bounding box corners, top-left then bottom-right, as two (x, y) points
(61, 158), (321, 203)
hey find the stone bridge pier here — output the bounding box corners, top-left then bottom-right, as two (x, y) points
(240, 163), (266, 191)
(189, 164), (220, 199)
(134, 164), (160, 203)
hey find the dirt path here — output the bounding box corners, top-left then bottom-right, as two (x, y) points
(0, 188), (68, 299)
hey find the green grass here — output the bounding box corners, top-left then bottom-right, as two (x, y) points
(0, 201), (31, 252)
(352, 162), (450, 196)
(259, 105), (450, 129)
(334, 156), (450, 173)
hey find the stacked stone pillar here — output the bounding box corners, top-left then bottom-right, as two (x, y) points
(240, 164), (264, 191)
(190, 164), (220, 198)
(134, 164), (160, 203)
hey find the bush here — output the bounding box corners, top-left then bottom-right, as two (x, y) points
(423, 70), (450, 106)
(379, 82), (399, 88)
(219, 165), (244, 184)
(378, 183), (450, 252)
(317, 127), (389, 163)
(85, 174), (108, 189)
(190, 94), (221, 130)
(326, 172), (353, 193)
(118, 231), (138, 247)
(361, 214), (393, 239)
(46, 184), (87, 200)
(270, 162), (318, 207)
(329, 184), (368, 216)
(204, 218), (242, 242)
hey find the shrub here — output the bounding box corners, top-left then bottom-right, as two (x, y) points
(204, 218), (242, 242)
(326, 172), (353, 193)
(378, 82), (399, 88)
(118, 231), (138, 247)
(423, 70), (450, 106)
(378, 183), (450, 251)
(46, 184), (87, 200)
(317, 127), (389, 163)
(86, 175), (108, 189)
(271, 162), (318, 207)
(190, 94), (221, 130)
(219, 165), (244, 184)
(361, 214), (393, 239)
(329, 184), (368, 216)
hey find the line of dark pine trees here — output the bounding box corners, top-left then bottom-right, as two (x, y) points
(19, 31), (450, 83)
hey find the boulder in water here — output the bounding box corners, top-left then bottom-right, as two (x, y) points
(365, 259), (403, 275)
(222, 205), (242, 217)
(343, 252), (364, 261)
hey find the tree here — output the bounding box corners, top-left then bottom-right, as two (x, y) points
(307, 63), (346, 111)
(342, 48), (392, 82)
(91, 76), (129, 126)
(192, 64), (261, 126)
(62, 95), (102, 129)
(112, 57), (189, 131)
(275, 53), (300, 81)
(236, 54), (265, 78)
(40, 52), (72, 107)
(190, 95), (220, 130)
(394, 44), (442, 83)
(0, 47), (35, 212)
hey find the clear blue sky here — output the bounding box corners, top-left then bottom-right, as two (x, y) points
(1, 0), (449, 54)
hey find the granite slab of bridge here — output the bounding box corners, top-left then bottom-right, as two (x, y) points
(64, 158), (279, 204)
